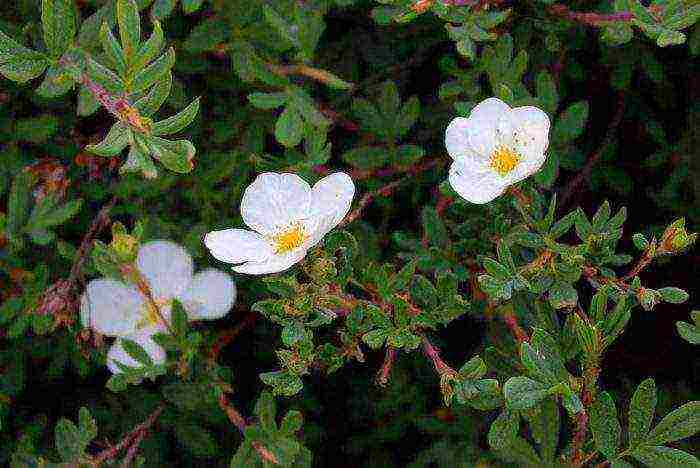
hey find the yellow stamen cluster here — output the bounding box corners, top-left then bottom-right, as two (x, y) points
(273, 224), (308, 254)
(489, 145), (520, 176)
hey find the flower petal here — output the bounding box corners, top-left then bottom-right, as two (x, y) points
(106, 326), (166, 374)
(308, 172), (355, 235)
(179, 269), (236, 320)
(510, 105), (551, 159)
(467, 97), (511, 158)
(448, 160), (507, 204)
(204, 228), (274, 264)
(80, 279), (143, 337)
(241, 173), (312, 235)
(232, 249), (307, 275)
(136, 240), (194, 300)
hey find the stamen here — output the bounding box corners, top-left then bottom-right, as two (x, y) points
(489, 145), (521, 176)
(272, 224), (308, 254)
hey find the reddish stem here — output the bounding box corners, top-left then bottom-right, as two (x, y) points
(503, 311), (529, 344)
(92, 404), (165, 466)
(548, 4), (634, 26)
(421, 336), (457, 376)
(218, 393), (280, 465)
(376, 347), (397, 386)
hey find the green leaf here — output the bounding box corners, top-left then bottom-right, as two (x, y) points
(263, 5), (298, 47)
(152, 0), (176, 20)
(589, 392), (620, 460)
(676, 311), (700, 344)
(86, 123), (130, 157)
(86, 57), (125, 94)
(422, 206), (449, 248)
(27, 197), (83, 230)
(548, 280), (578, 309)
(645, 401), (700, 445)
(54, 419), (84, 461)
(77, 85), (100, 116)
(175, 423), (218, 457)
(7, 172), (34, 239)
(135, 71), (172, 117)
(248, 92), (287, 110)
(120, 338), (153, 366)
(631, 445), (700, 468)
(100, 22), (127, 76)
(487, 410), (518, 451)
(536, 70), (558, 116)
(131, 47), (175, 93)
(254, 391), (277, 430)
(524, 397), (559, 462)
(117, 0), (141, 60)
(503, 376), (550, 410)
(42, 0), (77, 58)
(379, 80), (400, 117)
(657, 29), (686, 47)
(552, 101), (589, 143)
(182, 0), (205, 14)
(533, 149), (558, 188)
(145, 137), (195, 173)
(36, 64), (74, 97)
(629, 378), (656, 448)
(657, 287), (689, 304)
(280, 410), (303, 435)
(394, 144), (425, 167)
(396, 95), (420, 137)
(15, 114), (60, 143)
(134, 20), (164, 72)
(78, 407), (97, 440)
(275, 106), (304, 148)
(171, 301), (188, 336)
(341, 146), (387, 170)
(152, 98), (200, 136)
(0, 53), (48, 83)
(362, 329), (388, 350)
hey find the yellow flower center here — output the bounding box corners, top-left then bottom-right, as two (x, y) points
(272, 224), (308, 254)
(489, 145), (521, 176)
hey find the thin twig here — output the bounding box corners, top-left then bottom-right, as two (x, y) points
(218, 393), (279, 465)
(92, 403), (165, 466)
(503, 310), (529, 343)
(339, 159), (444, 228)
(420, 335), (457, 376)
(209, 312), (258, 361)
(559, 94), (625, 208)
(548, 4), (635, 26)
(69, 196), (118, 286)
(376, 347), (397, 386)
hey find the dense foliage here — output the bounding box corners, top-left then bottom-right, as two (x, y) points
(0, 0), (698, 466)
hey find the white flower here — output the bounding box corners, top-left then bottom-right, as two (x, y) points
(80, 240), (236, 374)
(445, 97), (550, 204)
(204, 172), (355, 275)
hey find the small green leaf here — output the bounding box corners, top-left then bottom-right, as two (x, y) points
(629, 378), (656, 447)
(590, 392), (620, 460)
(487, 410), (518, 451)
(631, 445), (700, 468)
(42, 0), (77, 58)
(152, 98), (200, 136)
(248, 92), (287, 110)
(553, 101), (589, 143)
(100, 22), (127, 76)
(341, 146), (387, 170)
(121, 338), (153, 366)
(275, 106), (304, 148)
(645, 401), (700, 445)
(131, 47), (175, 93)
(503, 376), (550, 410)
(117, 0), (141, 60)
(134, 20), (164, 72)
(54, 419), (84, 461)
(657, 287), (689, 304)
(86, 123), (129, 157)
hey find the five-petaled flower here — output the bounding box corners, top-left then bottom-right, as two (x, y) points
(80, 240), (236, 374)
(445, 97), (550, 204)
(204, 172), (355, 275)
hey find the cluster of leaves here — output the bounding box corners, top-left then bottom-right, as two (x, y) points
(0, 0), (698, 467)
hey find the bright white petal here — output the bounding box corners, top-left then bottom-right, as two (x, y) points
(309, 172), (355, 230)
(241, 173), (312, 235)
(445, 117), (472, 160)
(510, 105), (551, 158)
(106, 326), (167, 374)
(448, 161), (508, 204)
(204, 228), (275, 265)
(80, 279), (142, 337)
(179, 269), (236, 320)
(136, 240), (194, 301)
(232, 249), (307, 275)
(467, 98), (511, 158)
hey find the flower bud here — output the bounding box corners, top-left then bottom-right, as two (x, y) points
(659, 218), (697, 255)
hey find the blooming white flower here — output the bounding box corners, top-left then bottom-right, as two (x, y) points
(80, 240), (236, 374)
(204, 172), (355, 275)
(445, 97), (550, 204)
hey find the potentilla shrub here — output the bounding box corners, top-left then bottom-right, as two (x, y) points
(0, 0), (698, 466)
